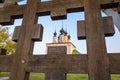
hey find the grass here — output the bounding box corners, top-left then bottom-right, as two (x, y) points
(0, 72), (120, 80)
(111, 74), (120, 80)
(29, 73), (45, 80)
(0, 72), (10, 77)
(67, 74), (88, 80)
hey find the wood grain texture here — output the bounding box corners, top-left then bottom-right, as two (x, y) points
(77, 16), (115, 40)
(0, 5), (25, 25)
(10, 0), (40, 80)
(12, 24), (43, 42)
(109, 53), (120, 74)
(12, 26), (21, 42)
(0, 0), (120, 80)
(85, 0), (110, 80)
(0, 0), (119, 25)
(0, 55), (13, 72)
(27, 53), (88, 74)
(0, 49), (6, 55)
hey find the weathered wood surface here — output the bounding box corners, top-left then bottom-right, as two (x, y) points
(77, 16), (115, 39)
(0, 0), (120, 80)
(12, 24), (43, 42)
(0, 5), (24, 25)
(0, 0), (119, 25)
(0, 53), (120, 74)
(27, 53), (120, 74)
(9, 0), (42, 80)
(85, 0), (110, 80)
(27, 54), (88, 73)
(0, 49), (6, 55)
(0, 55), (13, 72)
(109, 53), (120, 74)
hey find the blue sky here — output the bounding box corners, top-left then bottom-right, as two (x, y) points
(2, 0), (120, 54)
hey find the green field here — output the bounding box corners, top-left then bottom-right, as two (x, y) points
(0, 72), (120, 80)
(0, 72), (10, 77)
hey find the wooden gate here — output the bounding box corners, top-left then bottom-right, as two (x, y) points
(0, 0), (120, 80)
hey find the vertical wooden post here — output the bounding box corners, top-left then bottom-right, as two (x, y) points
(9, 0), (39, 80)
(45, 46), (67, 80)
(45, 71), (66, 80)
(84, 0), (110, 80)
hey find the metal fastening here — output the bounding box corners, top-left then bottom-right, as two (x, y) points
(21, 59), (25, 64)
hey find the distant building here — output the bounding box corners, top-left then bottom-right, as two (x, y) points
(46, 27), (80, 54)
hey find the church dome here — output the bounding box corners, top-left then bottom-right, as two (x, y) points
(64, 31), (67, 36)
(60, 28), (64, 34)
(68, 35), (71, 39)
(54, 31), (57, 36)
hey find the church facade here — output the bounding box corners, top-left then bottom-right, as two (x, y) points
(46, 27), (79, 54)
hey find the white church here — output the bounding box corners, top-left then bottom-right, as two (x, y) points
(46, 27), (80, 54)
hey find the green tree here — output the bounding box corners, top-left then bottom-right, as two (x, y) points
(72, 49), (80, 54)
(0, 28), (16, 54)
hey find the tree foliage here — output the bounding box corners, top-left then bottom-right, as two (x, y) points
(0, 28), (16, 54)
(72, 49), (80, 54)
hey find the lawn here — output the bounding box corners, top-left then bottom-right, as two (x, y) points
(0, 72), (10, 77)
(30, 73), (88, 80)
(0, 72), (120, 80)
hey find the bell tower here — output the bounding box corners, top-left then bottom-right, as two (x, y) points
(53, 30), (57, 43)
